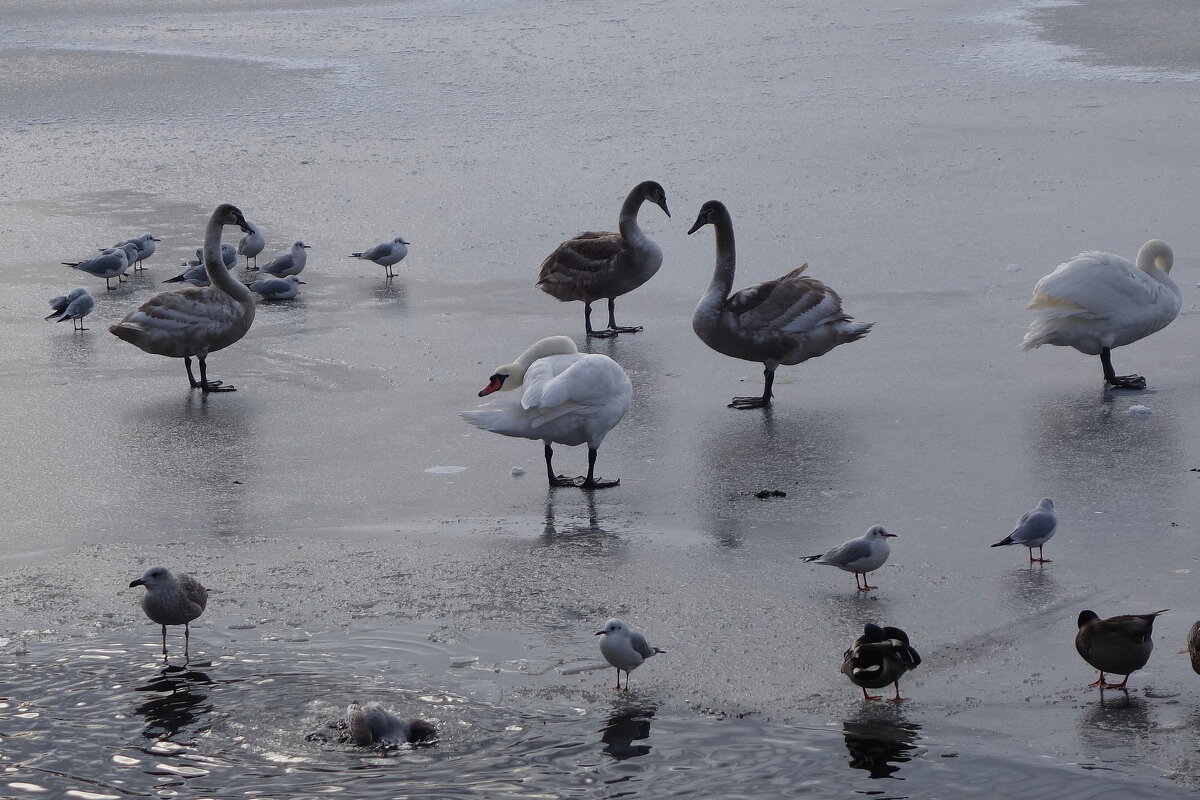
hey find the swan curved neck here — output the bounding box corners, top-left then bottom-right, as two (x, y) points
(204, 214), (250, 301)
(706, 214), (737, 294)
(1136, 240), (1173, 274)
(617, 189), (648, 239)
(497, 336), (578, 390)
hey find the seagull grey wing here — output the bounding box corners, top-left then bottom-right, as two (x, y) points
(177, 573), (209, 612)
(629, 631), (656, 659)
(825, 537), (873, 565)
(1011, 509), (1056, 543)
(357, 243), (390, 261)
(63, 293), (94, 318)
(46, 295), (70, 317)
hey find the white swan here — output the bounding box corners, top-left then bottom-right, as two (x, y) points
(259, 240), (310, 277)
(688, 200), (873, 409)
(350, 235), (410, 279)
(536, 181), (670, 338)
(460, 336), (632, 489)
(237, 220), (265, 268)
(1022, 240), (1179, 390)
(45, 287), (94, 331)
(109, 204), (256, 392)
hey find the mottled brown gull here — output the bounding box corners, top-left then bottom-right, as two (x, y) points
(129, 566), (208, 663)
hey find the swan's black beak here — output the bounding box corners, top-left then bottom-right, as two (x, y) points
(687, 217), (706, 235)
(658, 200), (671, 218)
(129, 579), (145, 588)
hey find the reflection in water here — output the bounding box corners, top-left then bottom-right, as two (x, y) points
(45, 329), (97, 372)
(841, 707), (921, 779)
(600, 703), (656, 761)
(540, 492), (616, 553)
(133, 666), (215, 741)
(1001, 564), (1062, 617)
(693, 406), (852, 548)
(1077, 692), (1154, 761)
(370, 280), (408, 309)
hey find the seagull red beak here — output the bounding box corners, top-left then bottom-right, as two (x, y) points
(595, 630), (605, 636)
(478, 376), (504, 397)
(883, 533), (898, 538)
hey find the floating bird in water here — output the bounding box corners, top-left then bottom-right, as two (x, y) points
(1075, 609), (1166, 691)
(109, 203), (256, 392)
(64, 247), (130, 291)
(259, 240), (310, 277)
(537, 181), (670, 338)
(461, 336), (632, 489)
(991, 498), (1057, 564)
(841, 623), (921, 702)
(129, 566), (209, 663)
(687, 200), (872, 409)
(237, 220), (265, 268)
(802, 526), (896, 591)
(596, 618), (664, 691)
(45, 287), (94, 331)
(112, 234), (160, 271)
(346, 701), (436, 746)
(1023, 240), (1179, 390)
(247, 275), (304, 300)
(350, 235), (410, 279)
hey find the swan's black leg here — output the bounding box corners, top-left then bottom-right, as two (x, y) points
(546, 443), (577, 487)
(578, 447), (620, 489)
(1100, 348), (1146, 390)
(586, 301), (616, 338)
(729, 368), (774, 409)
(605, 297), (642, 335)
(185, 356), (202, 388)
(198, 356), (235, 392)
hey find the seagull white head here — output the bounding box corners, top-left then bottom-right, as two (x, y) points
(866, 525), (897, 540)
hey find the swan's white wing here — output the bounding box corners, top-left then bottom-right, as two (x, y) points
(1029, 252), (1170, 319)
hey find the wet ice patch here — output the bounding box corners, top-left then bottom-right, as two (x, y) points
(424, 466), (467, 474)
(1127, 404), (1152, 415)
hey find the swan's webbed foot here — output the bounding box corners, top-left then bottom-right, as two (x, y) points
(586, 328), (619, 339)
(549, 474), (578, 488)
(201, 381), (236, 393)
(728, 395), (770, 410)
(577, 476), (620, 490)
(604, 325), (643, 335)
(1106, 374), (1147, 390)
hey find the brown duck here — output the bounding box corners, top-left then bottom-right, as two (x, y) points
(1075, 609), (1166, 690)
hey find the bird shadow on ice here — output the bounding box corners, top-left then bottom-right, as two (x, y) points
(692, 407), (854, 548)
(1076, 693), (1154, 754)
(999, 564), (1062, 617)
(368, 279), (409, 310)
(45, 328), (97, 372)
(839, 705), (921, 780)
(599, 701), (657, 761)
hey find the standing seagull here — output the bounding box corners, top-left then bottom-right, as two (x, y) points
(596, 618), (664, 690)
(247, 275), (304, 300)
(1023, 240), (1180, 389)
(536, 181), (670, 338)
(129, 566), (209, 663)
(841, 623), (922, 702)
(350, 235), (410, 279)
(112, 234), (161, 271)
(63, 247), (130, 291)
(991, 498), (1057, 563)
(1075, 609), (1166, 691)
(259, 240), (310, 277)
(109, 203), (256, 392)
(460, 336), (632, 489)
(802, 526), (897, 591)
(237, 220), (265, 268)
(688, 201), (872, 409)
(45, 287), (94, 331)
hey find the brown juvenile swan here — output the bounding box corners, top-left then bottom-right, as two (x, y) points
(536, 181), (670, 338)
(688, 200), (872, 409)
(110, 204), (255, 392)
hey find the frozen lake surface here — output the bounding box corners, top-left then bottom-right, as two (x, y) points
(3, 0), (1200, 796)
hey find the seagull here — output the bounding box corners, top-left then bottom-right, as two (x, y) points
(164, 245), (238, 287)
(350, 236), (410, 279)
(129, 566), (209, 663)
(802, 526), (896, 591)
(237, 220), (265, 268)
(596, 618), (664, 690)
(45, 287), (94, 331)
(841, 623), (921, 702)
(247, 275), (304, 300)
(1075, 609), (1166, 691)
(260, 240), (310, 277)
(112, 234), (160, 271)
(64, 247), (130, 290)
(346, 701), (436, 746)
(991, 498), (1057, 563)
